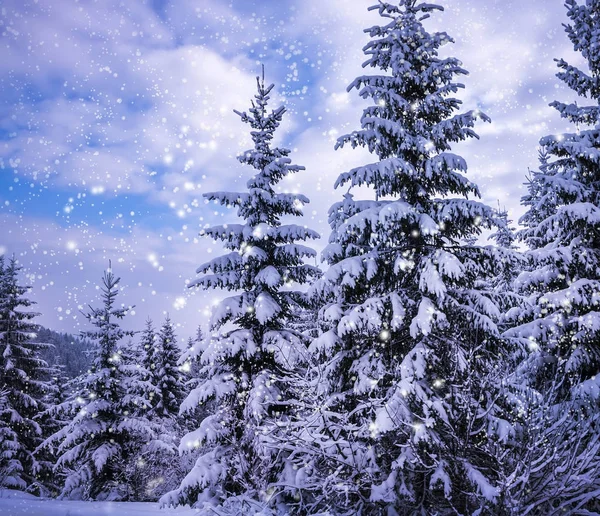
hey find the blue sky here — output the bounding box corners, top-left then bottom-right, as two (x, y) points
(0, 0), (586, 340)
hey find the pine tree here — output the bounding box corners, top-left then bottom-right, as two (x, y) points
(178, 328), (209, 429)
(139, 318), (159, 410)
(490, 205), (517, 251)
(140, 318), (157, 371)
(177, 329), (203, 404)
(0, 388), (20, 491)
(503, 0), (600, 511)
(40, 362), (71, 437)
(0, 255), (53, 494)
(43, 266), (158, 501)
(33, 360), (72, 496)
(179, 326), (205, 383)
(123, 317), (188, 502)
(488, 205), (522, 316)
(149, 316), (186, 419)
(162, 69), (320, 510)
(280, 2), (512, 513)
(180, 335), (199, 381)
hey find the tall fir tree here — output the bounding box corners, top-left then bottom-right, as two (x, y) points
(503, 0), (600, 511)
(43, 266), (158, 501)
(151, 316), (186, 418)
(162, 69), (320, 510)
(279, 2), (513, 514)
(139, 318), (159, 410)
(0, 255), (53, 494)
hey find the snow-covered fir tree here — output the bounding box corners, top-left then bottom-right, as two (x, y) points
(175, 328), (209, 433)
(35, 360), (73, 496)
(140, 319), (157, 367)
(139, 318), (159, 410)
(162, 69), (320, 510)
(490, 205), (517, 251)
(180, 327), (205, 396)
(150, 316), (186, 418)
(503, 0), (600, 511)
(43, 266), (160, 501)
(488, 205), (522, 317)
(278, 2), (514, 513)
(39, 362), (72, 447)
(121, 317), (188, 502)
(0, 388), (19, 490)
(0, 255), (53, 494)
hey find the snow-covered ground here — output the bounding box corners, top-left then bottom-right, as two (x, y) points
(0, 490), (200, 516)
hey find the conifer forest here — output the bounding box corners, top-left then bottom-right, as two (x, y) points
(1, 1), (600, 515)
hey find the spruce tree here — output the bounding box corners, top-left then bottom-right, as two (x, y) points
(125, 317), (187, 502)
(282, 2), (510, 513)
(511, 0), (600, 399)
(43, 266), (157, 501)
(504, 0), (600, 511)
(162, 69), (320, 510)
(0, 255), (53, 494)
(0, 388), (20, 490)
(150, 316), (186, 418)
(488, 206), (522, 318)
(490, 205), (517, 251)
(180, 326), (205, 382)
(178, 328), (208, 428)
(39, 362), (71, 444)
(34, 360), (72, 496)
(139, 318), (159, 409)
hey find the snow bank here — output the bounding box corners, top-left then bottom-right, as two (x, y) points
(0, 490), (199, 516)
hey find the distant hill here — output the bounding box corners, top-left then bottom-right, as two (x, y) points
(34, 326), (94, 378)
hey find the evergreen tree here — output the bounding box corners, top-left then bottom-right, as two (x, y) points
(280, 2), (511, 513)
(162, 69), (320, 510)
(180, 326), (205, 383)
(488, 205), (522, 317)
(0, 387), (20, 491)
(178, 328), (210, 430)
(0, 255), (53, 494)
(43, 266), (158, 501)
(180, 336), (198, 380)
(121, 317), (186, 502)
(140, 318), (157, 375)
(490, 205), (517, 251)
(138, 318), (159, 410)
(41, 362), (71, 436)
(504, 0), (600, 511)
(151, 316), (186, 418)
(34, 361), (72, 496)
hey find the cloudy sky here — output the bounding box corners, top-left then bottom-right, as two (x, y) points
(0, 0), (586, 340)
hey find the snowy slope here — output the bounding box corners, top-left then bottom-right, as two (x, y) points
(0, 490), (199, 516)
